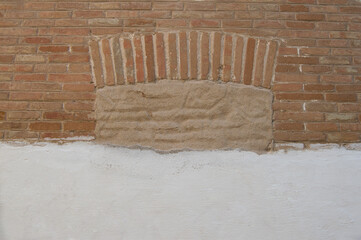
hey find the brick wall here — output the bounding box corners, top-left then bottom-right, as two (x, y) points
(0, 0), (360, 145)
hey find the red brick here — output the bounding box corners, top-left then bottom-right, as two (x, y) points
(223, 20), (252, 28)
(340, 123), (361, 132)
(273, 83), (303, 92)
(64, 122), (96, 131)
(274, 112), (324, 121)
(140, 11), (171, 19)
(276, 65), (299, 73)
(10, 92), (43, 101)
(286, 21), (315, 30)
(110, 37), (124, 85)
(200, 33), (210, 80)
(29, 102), (62, 111)
(121, 2), (151, 10)
(133, 36), (145, 83)
(275, 122), (304, 131)
(321, 75), (352, 83)
(0, 122), (28, 131)
(155, 33), (166, 80)
(0, 102), (28, 111)
(243, 38), (256, 85)
(276, 93), (324, 101)
(63, 84), (94, 92)
(23, 37), (51, 44)
(101, 39), (115, 86)
(217, 3), (246, 11)
(45, 92), (95, 101)
(179, 32), (188, 80)
(211, 32), (222, 81)
(304, 84), (334, 91)
(254, 40), (267, 87)
(64, 102), (94, 112)
(0, 55), (14, 63)
(39, 46), (69, 53)
(124, 19), (155, 27)
(153, 2), (183, 10)
(0, 92), (9, 100)
(274, 132), (325, 142)
(263, 41), (278, 88)
(327, 133), (360, 142)
(30, 122), (61, 131)
(157, 19), (187, 28)
(273, 102), (304, 112)
(8, 111), (41, 120)
(306, 102), (337, 112)
(73, 11), (103, 18)
(49, 74), (91, 83)
(326, 94), (357, 102)
(189, 32), (198, 80)
(233, 37), (244, 83)
(185, 3), (215, 11)
(123, 38), (135, 84)
(339, 104), (361, 113)
(222, 35), (233, 82)
(144, 34), (155, 83)
(69, 64), (91, 73)
(307, 123), (338, 132)
(275, 73), (318, 83)
(254, 20), (284, 29)
(168, 33), (178, 80)
(296, 13), (325, 21)
(49, 54), (89, 63)
(191, 20), (220, 28)
(56, 3), (88, 10)
(280, 5), (309, 12)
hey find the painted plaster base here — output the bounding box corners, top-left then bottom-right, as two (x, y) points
(1, 142), (361, 240)
(95, 80), (273, 152)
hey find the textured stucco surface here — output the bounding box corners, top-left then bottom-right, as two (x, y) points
(95, 80), (273, 151)
(1, 142), (361, 240)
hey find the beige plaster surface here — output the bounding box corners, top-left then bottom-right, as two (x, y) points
(95, 80), (273, 151)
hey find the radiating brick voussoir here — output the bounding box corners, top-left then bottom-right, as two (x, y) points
(89, 31), (279, 90)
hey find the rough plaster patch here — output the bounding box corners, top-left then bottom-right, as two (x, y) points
(95, 80), (273, 152)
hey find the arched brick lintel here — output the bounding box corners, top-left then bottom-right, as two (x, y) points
(89, 31), (279, 89)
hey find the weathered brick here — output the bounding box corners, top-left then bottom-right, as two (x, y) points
(155, 33), (166, 80)
(254, 40), (267, 87)
(30, 122), (61, 131)
(133, 36), (145, 83)
(200, 32), (210, 80)
(111, 37), (124, 85)
(222, 35), (233, 82)
(179, 32), (188, 80)
(144, 34), (155, 82)
(243, 38), (256, 85)
(101, 39), (115, 86)
(211, 32), (222, 81)
(8, 111), (41, 120)
(263, 41), (278, 88)
(64, 122), (96, 131)
(49, 74), (91, 83)
(122, 38), (135, 84)
(189, 31), (198, 80)
(168, 33), (178, 80)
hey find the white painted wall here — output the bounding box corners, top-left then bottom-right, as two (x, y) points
(1, 142), (361, 240)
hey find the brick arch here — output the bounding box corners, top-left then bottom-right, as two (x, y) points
(89, 31), (279, 89)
